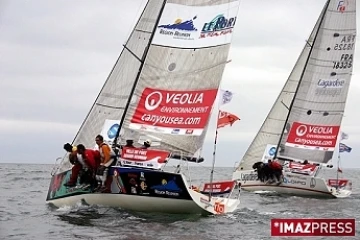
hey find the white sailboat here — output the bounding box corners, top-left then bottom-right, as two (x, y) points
(46, 0), (242, 215)
(232, 0), (355, 198)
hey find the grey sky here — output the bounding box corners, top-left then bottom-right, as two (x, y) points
(1, 0), (359, 168)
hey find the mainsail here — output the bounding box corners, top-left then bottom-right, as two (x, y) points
(277, 0), (356, 164)
(236, 2), (327, 171)
(118, 0), (240, 157)
(59, 0), (241, 170)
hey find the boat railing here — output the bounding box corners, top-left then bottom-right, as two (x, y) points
(166, 150), (193, 187)
(50, 157), (63, 176)
(232, 161), (238, 172)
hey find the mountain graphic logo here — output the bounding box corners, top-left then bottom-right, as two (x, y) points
(151, 177), (182, 193)
(158, 16), (198, 32)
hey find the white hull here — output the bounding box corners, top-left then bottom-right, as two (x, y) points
(46, 189), (240, 215)
(232, 170), (351, 199)
(46, 192), (200, 214)
(46, 168), (240, 215)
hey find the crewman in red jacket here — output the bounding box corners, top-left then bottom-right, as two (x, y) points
(268, 159), (283, 183)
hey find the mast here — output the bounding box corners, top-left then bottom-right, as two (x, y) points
(113, 0), (167, 147)
(274, 0), (331, 159)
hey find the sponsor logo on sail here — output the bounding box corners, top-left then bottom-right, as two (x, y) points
(185, 129), (194, 134)
(200, 14), (236, 39)
(171, 129), (180, 134)
(268, 147), (276, 157)
(157, 16), (198, 40)
(337, 0), (349, 13)
(296, 125), (307, 137)
(286, 122), (340, 149)
(145, 92), (163, 111)
(131, 88), (217, 130)
(315, 79), (345, 96)
(107, 123), (119, 139)
(317, 79), (345, 88)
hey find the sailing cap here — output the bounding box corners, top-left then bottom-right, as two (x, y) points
(145, 139), (152, 145)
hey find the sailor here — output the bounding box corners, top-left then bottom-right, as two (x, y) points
(264, 159), (274, 183)
(141, 139), (151, 149)
(95, 134), (117, 192)
(268, 159), (283, 183)
(262, 160), (272, 182)
(63, 143), (82, 187)
(252, 162), (265, 182)
(303, 160), (309, 165)
(124, 139), (135, 148)
(76, 144), (100, 185)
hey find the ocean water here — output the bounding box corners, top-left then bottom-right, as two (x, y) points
(1, 163), (359, 240)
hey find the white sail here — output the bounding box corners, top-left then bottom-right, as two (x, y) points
(59, 0), (241, 171)
(236, 2), (327, 171)
(277, 0), (356, 164)
(119, 0), (241, 157)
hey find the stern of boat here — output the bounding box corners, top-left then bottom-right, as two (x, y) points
(326, 178), (352, 198)
(182, 175), (241, 215)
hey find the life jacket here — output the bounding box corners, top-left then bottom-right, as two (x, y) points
(99, 143), (116, 166)
(99, 143), (115, 157)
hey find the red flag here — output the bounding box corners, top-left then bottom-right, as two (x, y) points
(217, 110), (240, 129)
(338, 167), (343, 173)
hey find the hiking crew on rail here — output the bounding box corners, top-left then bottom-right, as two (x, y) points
(63, 135), (152, 192)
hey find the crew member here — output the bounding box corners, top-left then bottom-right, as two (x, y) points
(95, 134), (117, 192)
(63, 143), (81, 187)
(141, 139), (151, 149)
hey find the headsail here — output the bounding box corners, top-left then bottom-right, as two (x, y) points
(59, 1), (165, 171)
(236, 2), (327, 171)
(115, 0), (241, 157)
(277, 0), (356, 164)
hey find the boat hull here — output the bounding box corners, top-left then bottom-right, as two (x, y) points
(46, 166), (240, 215)
(232, 170), (351, 199)
(47, 192), (204, 214)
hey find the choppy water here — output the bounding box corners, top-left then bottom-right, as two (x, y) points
(1, 163), (359, 240)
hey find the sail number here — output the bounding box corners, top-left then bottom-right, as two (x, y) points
(333, 43), (355, 51)
(332, 53), (353, 69)
(333, 34), (355, 51)
(332, 61), (352, 69)
(214, 201), (225, 214)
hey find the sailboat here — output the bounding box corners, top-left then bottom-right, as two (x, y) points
(232, 0), (355, 198)
(46, 0), (242, 215)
